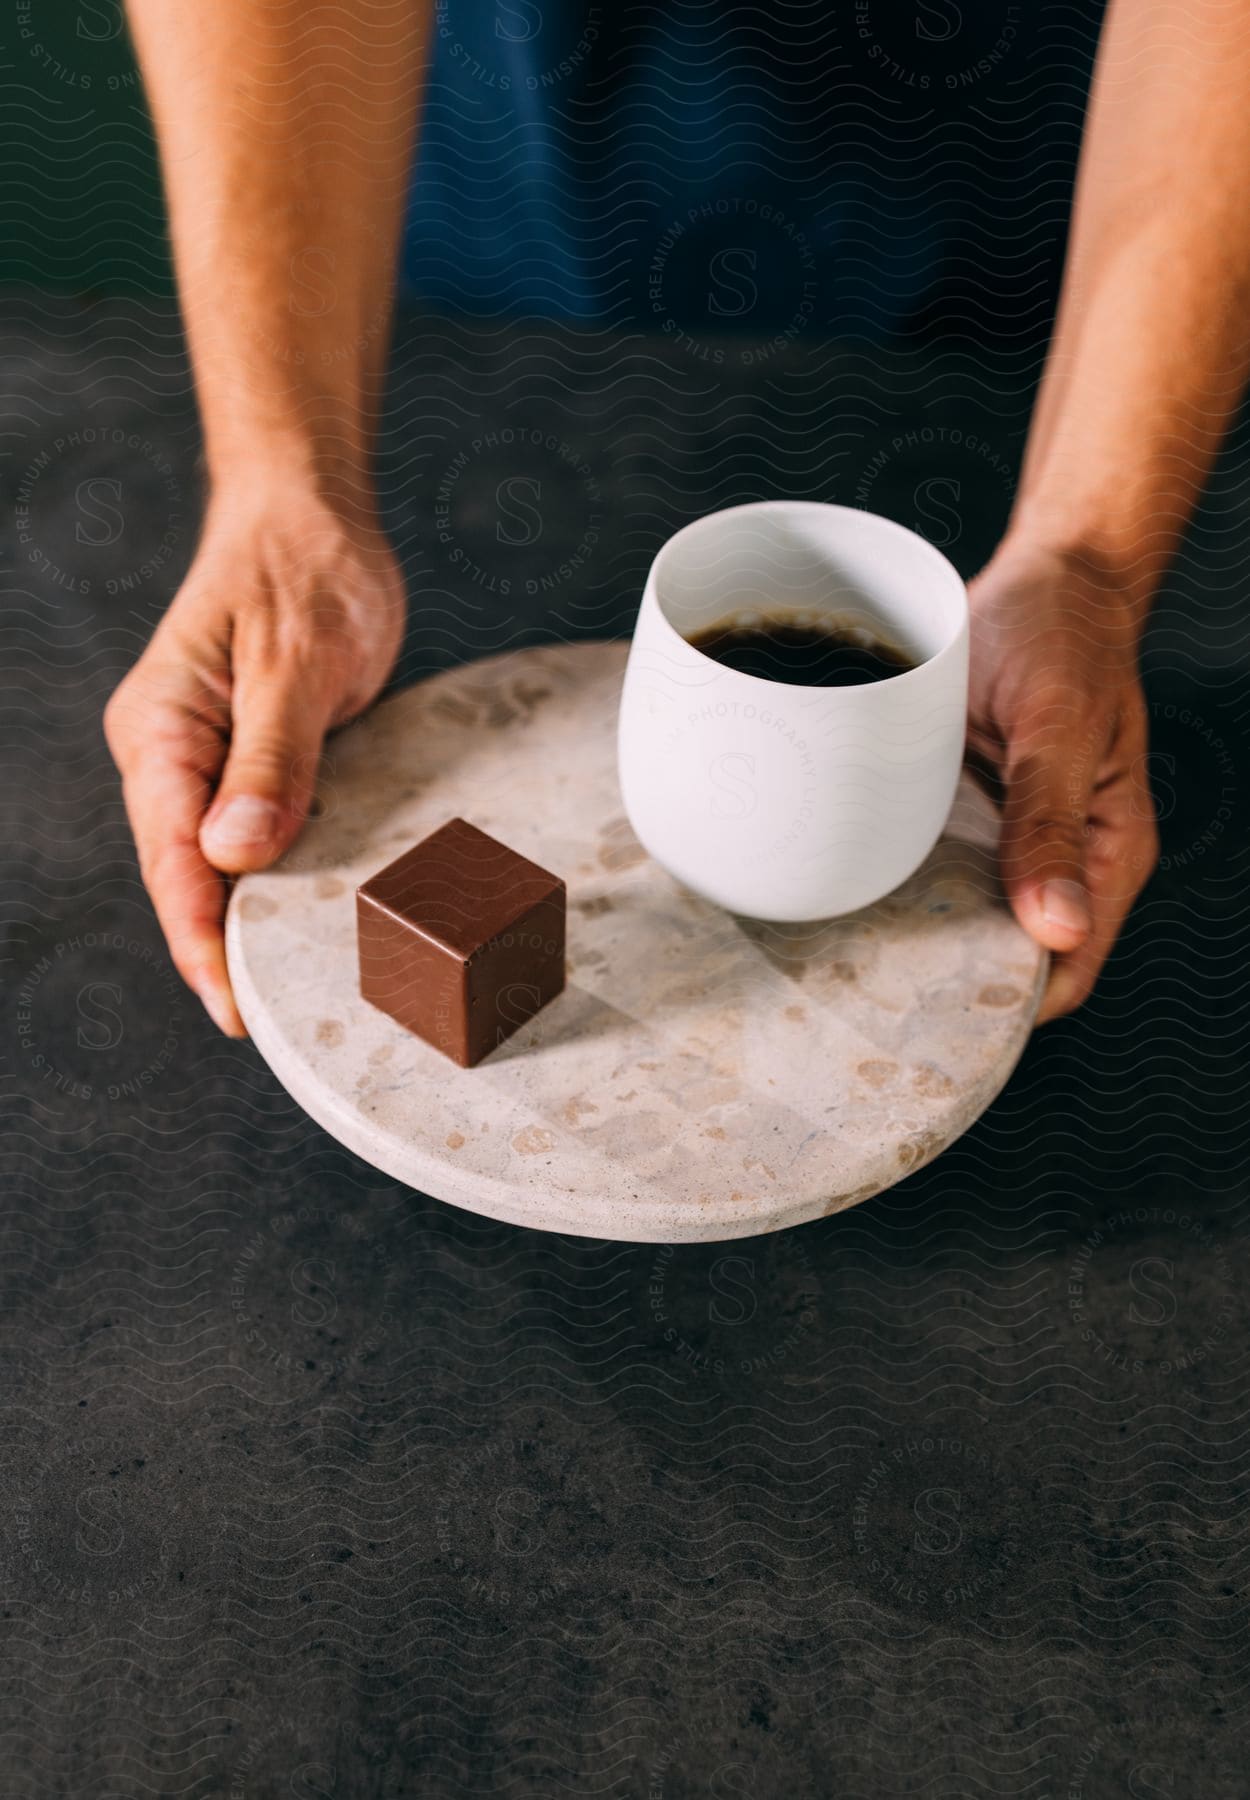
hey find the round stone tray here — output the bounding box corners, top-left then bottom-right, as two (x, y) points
(226, 641), (1045, 1243)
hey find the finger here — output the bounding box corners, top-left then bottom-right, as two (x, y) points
(200, 654), (335, 875)
(1037, 826), (1154, 1021)
(134, 825), (247, 1039)
(999, 694), (1103, 954)
(1037, 725), (1158, 1022)
(107, 685), (246, 1037)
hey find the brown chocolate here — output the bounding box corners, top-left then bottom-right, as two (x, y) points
(356, 817), (565, 1066)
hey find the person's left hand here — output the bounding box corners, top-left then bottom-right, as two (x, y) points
(967, 539), (1159, 1021)
(104, 480), (405, 1037)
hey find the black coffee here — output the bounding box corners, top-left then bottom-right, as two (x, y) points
(687, 616), (916, 687)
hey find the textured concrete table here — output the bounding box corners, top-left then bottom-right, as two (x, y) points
(226, 641), (1045, 1241)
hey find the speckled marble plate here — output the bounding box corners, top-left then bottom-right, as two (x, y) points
(226, 641), (1045, 1242)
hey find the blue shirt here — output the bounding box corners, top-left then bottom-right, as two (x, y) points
(404, 3), (1098, 339)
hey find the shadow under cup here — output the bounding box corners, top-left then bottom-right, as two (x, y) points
(617, 501), (970, 922)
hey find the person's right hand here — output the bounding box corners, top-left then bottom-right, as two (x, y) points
(104, 482), (406, 1036)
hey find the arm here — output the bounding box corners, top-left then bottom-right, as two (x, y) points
(972, 0), (1250, 1018)
(106, 0), (430, 1034)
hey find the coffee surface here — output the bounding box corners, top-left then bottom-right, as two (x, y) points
(687, 616), (916, 687)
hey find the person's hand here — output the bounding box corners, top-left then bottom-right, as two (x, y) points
(104, 483), (406, 1036)
(967, 539), (1159, 1021)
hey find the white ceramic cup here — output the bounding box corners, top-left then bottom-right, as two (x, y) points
(617, 500), (969, 921)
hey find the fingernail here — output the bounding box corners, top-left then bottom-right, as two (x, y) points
(1040, 878), (1091, 937)
(204, 796), (281, 849)
(195, 976), (244, 1039)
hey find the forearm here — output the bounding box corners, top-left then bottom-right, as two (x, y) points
(1006, 0), (1250, 621)
(126, 0), (430, 512)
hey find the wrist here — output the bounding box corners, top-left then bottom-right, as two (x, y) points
(990, 517), (1155, 633)
(997, 492), (1170, 625)
(204, 428), (380, 532)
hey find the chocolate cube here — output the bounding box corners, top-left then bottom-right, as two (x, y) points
(357, 817), (565, 1066)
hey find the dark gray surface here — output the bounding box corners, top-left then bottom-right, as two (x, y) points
(3, 300), (1250, 1798)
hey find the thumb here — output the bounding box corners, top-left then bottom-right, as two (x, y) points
(999, 702), (1095, 953)
(200, 659), (334, 874)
